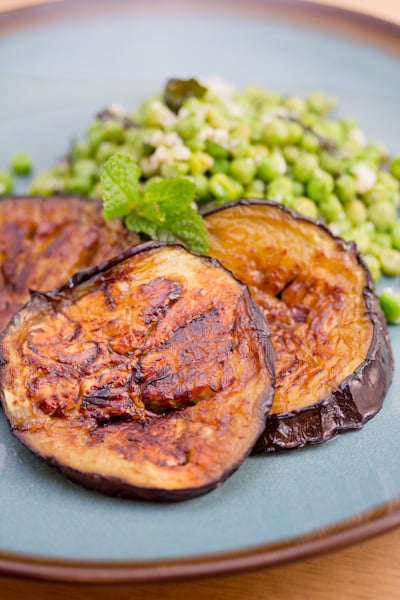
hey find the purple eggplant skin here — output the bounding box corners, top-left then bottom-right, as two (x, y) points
(0, 241), (275, 501)
(253, 294), (393, 452)
(204, 199), (394, 453)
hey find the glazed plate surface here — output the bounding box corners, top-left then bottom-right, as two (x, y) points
(0, 0), (400, 582)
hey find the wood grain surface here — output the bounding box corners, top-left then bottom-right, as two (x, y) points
(1, 1), (400, 598)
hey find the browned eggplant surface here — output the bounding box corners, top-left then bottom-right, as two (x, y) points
(0, 195), (139, 333)
(0, 243), (274, 500)
(205, 200), (393, 452)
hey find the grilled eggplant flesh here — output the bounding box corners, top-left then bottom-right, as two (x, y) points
(0, 243), (274, 500)
(0, 195), (139, 333)
(205, 200), (393, 452)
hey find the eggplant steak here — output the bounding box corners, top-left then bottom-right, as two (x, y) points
(205, 200), (393, 452)
(0, 195), (139, 333)
(0, 243), (274, 500)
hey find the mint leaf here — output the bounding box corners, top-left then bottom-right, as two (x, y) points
(101, 156), (209, 254)
(101, 154), (141, 219)
(143, 178), (196, 210)
(124, 213), (159, 239)
(164, 78), (207, 113)
(162, 207), (209, 254)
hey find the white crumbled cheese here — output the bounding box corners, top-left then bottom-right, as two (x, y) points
(196, 126), (229, 146)
(224, 99), (245, 118)
(349, 128), (367, 147)
(276, 154), (287, 175)
(197, 126), (216, 142)
(178, 107), (190, 119)
(163, 132), (182, 148)
(153, 145), (170, 162)
(202, 77), (235, 99)
(171, 145), (191, 160)
(352, 163), (377, 194)
(0, 183), (5, 194)
(149, 130), (164, 147)
(212, 128), (229, 144)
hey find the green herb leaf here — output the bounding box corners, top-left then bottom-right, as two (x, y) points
(101, 154), (141, 219)
(164, 78), (207, 113)
(101, 156), (209, 254)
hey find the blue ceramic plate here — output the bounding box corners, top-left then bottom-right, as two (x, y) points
(0, 0), (400, 582)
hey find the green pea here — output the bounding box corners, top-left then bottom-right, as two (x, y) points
(364, 183), (391, 205)
(28, 172), (58, 196)
(342, 227), (371, 253)
(379, 288), (400, 323)
(379, 248), (400, 276)
(373, 231), (392, 249)
(71, 141), (91, 160)
(283, 95), (307, 114)
(160, 161), (189, 178)
(87, 121), (103, 153)
(282, 145), (300, 164)
(244, 179), (265, 198)
(286, 121), (303, 144)
(206, 140), (230, 159)
(210, 158), (230, 175)
(261, 118), (290, 146)
(257, 152), (287, 181)
(229, 138), (250, 158)
(186, 137), (206, 152)
(368, 200), (397, 231)
(345, 198), (367, 225)
(361, 142), (388, 164)
(267, 176), (294, 203)
(293, 197), (319, 219)
(229, 157), (256, 184)
(139, 99), (174, 128)
(319, 151), (343, 175)
(10, 152), (33, 175)
(329, 219), (352, 237)
(335, 174), (357, 202)
(209, 173), (243, 201)
(73, 158), (97, 179)
(293, 181), (305, 196)
(192, 174), (210, 202)
(319, 194), (345, 222)
(390, 155), (400, 180)
(292, 152), (318, 182)
(189, 151), (214, 175)
(177, 117), (202, 139)
(306, 91), (336, 115)
(51, 160), (70, 177)
(0, 171), (13, 195)
(66, 174), (93, 195)
(391, 220), (400, 249)
(96, 142), (118, 163)
(378, 171), (400, 192)
(300, 132), (320, 153)
(100, 120), (125, 143)
(364, 255), (381, 282)
(307, 171), (334, 203)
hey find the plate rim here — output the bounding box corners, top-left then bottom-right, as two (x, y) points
(0, 0), (400, 583)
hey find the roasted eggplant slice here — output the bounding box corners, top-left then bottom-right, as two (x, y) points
(205, 200), (393, 452)
(0, 195), (139, 333)
(0, 243), (274, 500)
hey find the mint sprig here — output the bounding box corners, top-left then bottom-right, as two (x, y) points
(101, 154), (208, 254)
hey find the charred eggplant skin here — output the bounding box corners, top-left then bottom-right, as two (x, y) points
(0, 241), (274, 500)
(204, 199), (394, 452)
